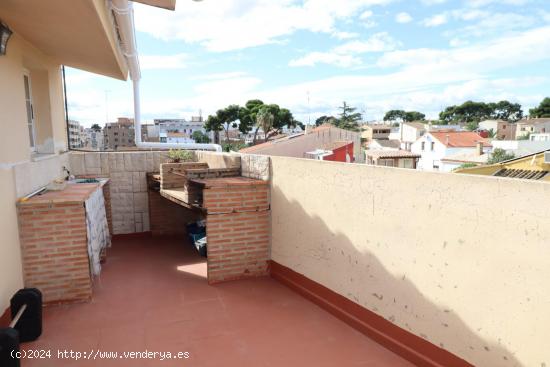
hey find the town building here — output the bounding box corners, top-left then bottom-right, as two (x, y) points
(455, 150), (550, 181)
(360, 124), (392, 145)
(368, 139), (401, 151)
(141, 123), (159, 142)
(304, 141), (354, 162)
(478, 119), (517, 140)
(491, 139), (550, 158)
(103, 117), (135, 150)
(515, 118), (550, 139)
(156, 117), (206, 143)
(240, 124), (363, 162)
(440, 149), (490, 172)
(82, 128), (103, 151)
(365, 150), (420, 168)
(411, 131), (491, 171)
(397, 122), (426, 150)
(68, 120), (84, 149)
(530, 133), (550, 142)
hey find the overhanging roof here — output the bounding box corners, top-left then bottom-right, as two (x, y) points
(0, 0), (128, 80)
(133, 0), (176, 10)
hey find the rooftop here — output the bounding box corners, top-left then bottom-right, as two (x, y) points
(366, 150), (421, 159)
(430, 131), (491, 148)
(24, 235), (412, 367)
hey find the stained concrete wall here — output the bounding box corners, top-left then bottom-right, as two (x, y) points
(270, 156), (550, 367)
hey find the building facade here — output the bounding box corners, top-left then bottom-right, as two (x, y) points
(103, 117), (135, 150)
(82, 128), (104, 150)
(68, 120), (84, 149)
(411, 131), (491, 171)
(156, 117), (206, 143)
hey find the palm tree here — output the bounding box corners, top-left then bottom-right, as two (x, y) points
(256, 107), (274, 142)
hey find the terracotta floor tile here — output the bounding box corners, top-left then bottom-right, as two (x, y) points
(20, 235), (412, 367)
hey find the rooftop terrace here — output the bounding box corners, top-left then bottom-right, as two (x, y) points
(23, 235), (412, 367)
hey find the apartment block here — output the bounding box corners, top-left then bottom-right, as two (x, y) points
(103, 117), (135, 150)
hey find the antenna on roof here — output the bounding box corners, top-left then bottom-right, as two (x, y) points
(307, 90), (311, 125)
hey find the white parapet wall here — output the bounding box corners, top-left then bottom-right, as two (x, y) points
(270, 156), (550, 367)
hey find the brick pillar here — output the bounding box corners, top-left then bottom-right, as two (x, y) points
(17, 202), (92, 303)
(201, 179), (270, 283)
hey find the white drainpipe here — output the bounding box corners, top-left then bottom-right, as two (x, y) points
(110, 0), (222, 152)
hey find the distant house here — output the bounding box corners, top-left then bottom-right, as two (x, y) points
(478, 119), (517, 140)
(156, 118), (206, 143)
(491, 139), (550, 158)
(530, 133), (550, 142)
(365, 150), (421, 169)
(455, 150), (550, 182)
(440, 150), (490, 172)
(240, 124), (363, 163)
(360, 124), (392, 145)
(305, 141), (354, 162)
(368, 139), (401, 151)
(411, 131), (491, 171)
(396, 122), (426, 150)
(515, 118), (550, 139)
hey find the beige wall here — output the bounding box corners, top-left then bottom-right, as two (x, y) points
(0, 34), (68, 311)
(270, 156), (550, 367)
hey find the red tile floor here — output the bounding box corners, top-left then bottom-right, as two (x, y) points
(23, 235), (413, 366)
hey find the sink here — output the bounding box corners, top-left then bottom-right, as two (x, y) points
(74, 178), (100, 184)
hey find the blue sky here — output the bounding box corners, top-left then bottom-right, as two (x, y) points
(66, 0), (550, 127)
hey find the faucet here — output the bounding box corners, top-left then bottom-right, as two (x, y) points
(62, 166), (72, 181)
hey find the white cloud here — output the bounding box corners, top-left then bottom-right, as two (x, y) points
(290, 32), (399, 67)
(134, 0), (394, 52)
(191, 72), (248, 81)
(139, 53), (189, 70)
(465, 0), (529, 7)
(421, 0), (447, 4)
(359, 10), (374, 19)
(422, 13), (449, 26)
(332, 31), (360, 40)
(395, 12), (413, 23)
(289, 52), (362, 68)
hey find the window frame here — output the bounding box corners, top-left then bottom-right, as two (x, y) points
(23, 69), (37, 152)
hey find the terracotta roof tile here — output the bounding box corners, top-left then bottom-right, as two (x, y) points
(430, 131), (491, 148)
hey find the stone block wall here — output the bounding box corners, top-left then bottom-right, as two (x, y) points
(70, 152), (169, 235)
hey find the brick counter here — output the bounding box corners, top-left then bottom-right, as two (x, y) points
(17, 183), (104, 304)
(191, 177), (270, 284)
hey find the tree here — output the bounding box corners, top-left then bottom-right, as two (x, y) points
(487, 148), (515, 165)
(529, 97), (550, 118)
(256, 106), (275, 142)
(439, 101), (493, 124)
(404, 111), (426, 122)
(204, 105), (240, 143)
(440, 100), (524, 124)
(384, 110), (425, 122)
(489, 100), (523, 121)
(383, 110), (406, 122)
(191, 130), (210, 143)
(315, 115), (336, 126)
(336, 101), (361, 131)
(91, 123), (101, 131)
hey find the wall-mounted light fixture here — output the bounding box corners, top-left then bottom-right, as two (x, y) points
(0, 21), (13, 56)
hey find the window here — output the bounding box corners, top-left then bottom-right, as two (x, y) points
(23, 71), (36, 151)
(421, 142), (425, 151)
(431, 142), (435, 151)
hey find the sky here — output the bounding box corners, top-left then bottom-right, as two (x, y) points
(65, 0), (550, 127)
